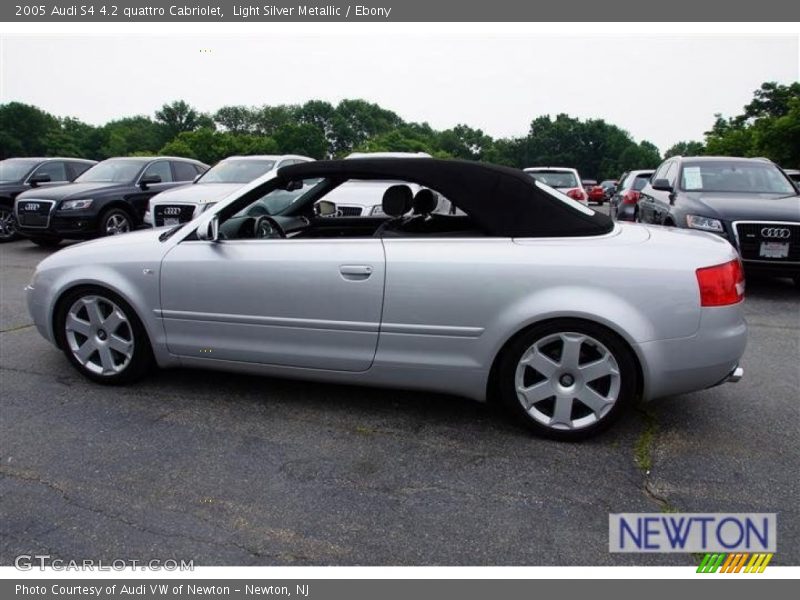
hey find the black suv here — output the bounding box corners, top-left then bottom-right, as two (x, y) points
(637, 156), (800, 285)
(14, 156), (208, 246)
(0, 157), (97, 242)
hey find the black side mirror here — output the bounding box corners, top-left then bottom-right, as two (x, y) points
(28, 173), (51, 187)
(139, 174), (162, 189)
(283, 179), (303, 192)
(651, 178), (673, 192)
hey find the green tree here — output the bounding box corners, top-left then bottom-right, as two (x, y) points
(273, 123), (327, 159)
(664, 140), (705, 158)
(214, 105), (258, 134)
(155, 100), (212, 138)
(0, 102), (59, 158)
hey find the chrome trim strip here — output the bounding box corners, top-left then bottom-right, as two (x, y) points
(380, 323), (485, 338)
(157, 309), (379, 333)
(14, 199), (55, 228)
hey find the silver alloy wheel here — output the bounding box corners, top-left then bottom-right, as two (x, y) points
(64, 295), (134, 376)
(514, 332), (621, 431)
(104, 212), (131, 235)
(0, 207), (16, 239)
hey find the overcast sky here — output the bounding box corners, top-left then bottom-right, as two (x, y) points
(1, 34), (797, 153)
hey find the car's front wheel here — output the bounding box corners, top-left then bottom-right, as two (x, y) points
(0, 205), (20, 242)
(55, 287), (153, 384)
(497, 319), (638, 440)
(100, 208), (133, 236)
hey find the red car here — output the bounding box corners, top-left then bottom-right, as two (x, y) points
(582, 180), (605, 204)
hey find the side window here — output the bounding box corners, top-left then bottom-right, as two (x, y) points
(32, 161), (68, 182)
(68, 162), (93, 180)
(172, 161), (198, 182)
(143, 161), (173, 183)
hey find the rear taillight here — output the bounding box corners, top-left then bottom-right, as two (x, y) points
(567, 188), (586, 201)
(622, 190), (640, 205)
(696, 259), (745, 307)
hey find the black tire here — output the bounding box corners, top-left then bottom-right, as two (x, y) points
(30, 237), (62, 248)
(0, 204), (20, 243)
(794, 276), (800, 290)
(54, 286), (153, 385)
(99, 207), (134, 237)
(496, 319), (638, 441)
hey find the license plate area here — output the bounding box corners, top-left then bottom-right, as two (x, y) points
(759, 241), (789, 259)
(164, 218), (179, 226)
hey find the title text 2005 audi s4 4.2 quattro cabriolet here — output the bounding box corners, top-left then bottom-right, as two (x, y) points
(25, 159), (747, 440)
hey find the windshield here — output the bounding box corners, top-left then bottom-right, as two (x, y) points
(527, 171), (579, 189)
(680, 162), (795, 194)
(0, 159), (38, 182)
(76, 159), (145, 183)
(199, 159), (276, 184)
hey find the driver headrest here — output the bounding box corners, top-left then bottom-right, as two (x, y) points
(412, 189), (438, 215)
(382, 185), (413, 217)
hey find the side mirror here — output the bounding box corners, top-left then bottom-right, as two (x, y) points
(139, 174), (162, 189)
(315, 200), (337, 217)
(651, 178), (673, 192)
(284, 179), (303, 192)
(28, 173), (51, 187)
(196, 216), (219, 241)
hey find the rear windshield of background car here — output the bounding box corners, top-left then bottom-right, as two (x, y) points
(680, 161), (796, 194)
(200, 159), (277, 184)
(527, 171), (579, 189)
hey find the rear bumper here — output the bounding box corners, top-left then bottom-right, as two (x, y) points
(635, 303), (747, 400)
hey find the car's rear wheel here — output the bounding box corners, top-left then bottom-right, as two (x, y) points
(0, 205), (20, 242)
(30, 236), (62, 248)
(55, 287), (153, 384)
(100, 208), (133, 236)
(497, 319), (638, 440)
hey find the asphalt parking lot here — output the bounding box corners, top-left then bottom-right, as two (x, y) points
(1, 216), (798, 566)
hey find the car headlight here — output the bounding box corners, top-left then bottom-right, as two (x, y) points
(370, 204), (386, 216)
(60, 199), (93, 210)
(686, 215), (724, 232)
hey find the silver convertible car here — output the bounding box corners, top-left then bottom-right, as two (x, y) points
(25, 159), (747, 440)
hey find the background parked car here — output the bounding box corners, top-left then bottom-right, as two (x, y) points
(145, 154), (312, 227)
(609, 170), (654, 221)
(637, 156), (800, 285)
(600, 179), (618, 202)
(14, 156), (208, 247)
(582, 180), (605, 204)
(524, 167), (587, 204)
(0, 157), (96, 242)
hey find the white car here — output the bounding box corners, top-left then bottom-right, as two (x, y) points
(144, 155), (313, 227)
(324, 152), (451, 216)
(524, 167), (588, 205)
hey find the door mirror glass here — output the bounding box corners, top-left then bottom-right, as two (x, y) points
(196, 216), (219, 241)
(315, 200), (337, 217)
(652, 178), (673, 192)
(28, 173), (51, 186)
(139, 174), (162, 188)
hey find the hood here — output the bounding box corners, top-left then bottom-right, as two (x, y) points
(687, 192), (800, 222)
(38, 228), (169, 271)
(16, 181), (134, 201)
(150, 183), (242, 205)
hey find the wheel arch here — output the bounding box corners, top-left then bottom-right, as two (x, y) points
(486, 315), (645, 405)
(98, 199), (139, 227)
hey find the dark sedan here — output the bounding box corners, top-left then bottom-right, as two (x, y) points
(637, 156), (800, 286)
(14, 156), (208, 246)
(0, 157), (96, 242)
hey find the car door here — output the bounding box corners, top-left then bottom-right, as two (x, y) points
(648, 161), (678, 224)
(126, 160), (176, 221)
(159, 232), (386, 373)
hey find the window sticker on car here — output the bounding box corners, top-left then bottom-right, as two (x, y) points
(683, 166), (703, 190)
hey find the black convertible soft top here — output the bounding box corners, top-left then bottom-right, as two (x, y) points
(277, 158), (613, 237)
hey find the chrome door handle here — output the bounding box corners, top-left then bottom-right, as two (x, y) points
(339, 265), (373, 280)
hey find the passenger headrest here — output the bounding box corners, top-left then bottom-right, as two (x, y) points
(412, 189), (438, 215)
(382, 185), (413, 217)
